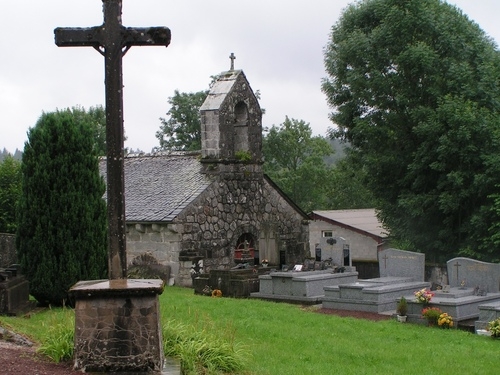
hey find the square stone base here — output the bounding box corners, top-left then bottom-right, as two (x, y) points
(69, 279), (164, 373)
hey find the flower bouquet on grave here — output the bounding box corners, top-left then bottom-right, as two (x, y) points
(211, 289), (222, 298)
(437, 313), (454, 328)
(422, 307), (442, 326)
(488, 318), (500, 338)
(261, 259), (269, 267)
(414, 288), (434, 304)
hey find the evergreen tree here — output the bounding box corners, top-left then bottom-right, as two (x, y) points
(16, 110), (108, 306)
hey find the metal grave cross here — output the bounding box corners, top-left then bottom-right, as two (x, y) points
(54, 0), (171, 279)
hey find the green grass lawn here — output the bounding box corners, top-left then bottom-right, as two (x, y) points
(1, 286), (499, 374)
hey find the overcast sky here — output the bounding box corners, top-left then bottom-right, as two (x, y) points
(1, 1), (500, 154)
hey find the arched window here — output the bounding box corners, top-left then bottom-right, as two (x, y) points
(234, 101), (248, 124)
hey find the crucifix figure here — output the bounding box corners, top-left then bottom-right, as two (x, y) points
(55, 0), (171, 279)
(229, 52), (236, 70)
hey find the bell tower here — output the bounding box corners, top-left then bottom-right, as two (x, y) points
(200, 55), (263, 167)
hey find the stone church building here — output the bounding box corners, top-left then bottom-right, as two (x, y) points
(103, 68), (310, 286)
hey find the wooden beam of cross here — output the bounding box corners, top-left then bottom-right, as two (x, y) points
(54, 0), (171, 280)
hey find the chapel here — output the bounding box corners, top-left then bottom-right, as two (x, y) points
(102, 64), (310, 286)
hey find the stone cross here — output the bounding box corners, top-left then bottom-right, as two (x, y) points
(229, 52), (236, 70)
(382, 253), (389, 269)
(54, 0), (171, 279)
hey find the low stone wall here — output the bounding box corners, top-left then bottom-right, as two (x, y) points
(0, 234), (16, 268)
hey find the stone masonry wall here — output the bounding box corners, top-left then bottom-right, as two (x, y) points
(126, 223), (180, 285)
(173, 164), (309, 285)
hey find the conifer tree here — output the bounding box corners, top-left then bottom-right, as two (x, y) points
(16, 110), (107, 305)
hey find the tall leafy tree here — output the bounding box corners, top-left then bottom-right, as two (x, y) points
(16, 109), (108, 306)
(70, 105), (107, 156)
(263, 117), (334, 212)
(327, 149), (376, 210)
(156, 90), (208, 151)
(323, 0), (500, 261)
(0, 155), (21, 234)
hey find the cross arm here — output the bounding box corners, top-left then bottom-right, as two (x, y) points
(122, 27), (171, 47)
(54, 27), (103, 48)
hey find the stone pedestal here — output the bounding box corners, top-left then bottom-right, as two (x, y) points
(69, 279), (164, 373)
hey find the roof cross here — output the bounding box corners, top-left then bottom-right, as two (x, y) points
(54, 0), (171, 279)
(229, 52), (236, 70)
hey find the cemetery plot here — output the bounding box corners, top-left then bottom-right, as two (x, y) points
(322, 249), (429, 314)
(405, 257), (500, 327)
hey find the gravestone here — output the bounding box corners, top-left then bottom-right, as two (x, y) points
(447, 257), (500, 293)
(0, 264), (34, 316)
(56, 1), (171, 372)
(378, 248), (425, 281)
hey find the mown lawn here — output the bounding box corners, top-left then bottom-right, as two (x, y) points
(1, 286), (499, 374)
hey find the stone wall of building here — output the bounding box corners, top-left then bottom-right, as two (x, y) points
(126, 223), (180, 285)
(0, 233), (16, 268)
(172, 164), (309, 286)
(126, 163), (309, 287)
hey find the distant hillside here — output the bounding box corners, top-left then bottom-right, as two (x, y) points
(325, 138), (348, 165)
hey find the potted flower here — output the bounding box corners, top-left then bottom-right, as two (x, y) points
(396, 296), (408, 322)
(414, 288), (434, 304)
(211, 289), (222, 298)
(488, 318), (500, 338)
(261, 259), (269, 268)
(422, 307), (442, 326)
(437, 312), (454, 328)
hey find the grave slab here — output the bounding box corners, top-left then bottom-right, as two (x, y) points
(322, 278), (429, 313)
(405, 289), (500, 325)
(322, 250), (428, 313)
(475, 300), (500, 332)
(251, 269), (358, 304)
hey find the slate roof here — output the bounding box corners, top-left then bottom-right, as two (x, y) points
(200, 70), (242, 111)
(311, 209), (388, 239)
(99, 152), (211, 223)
